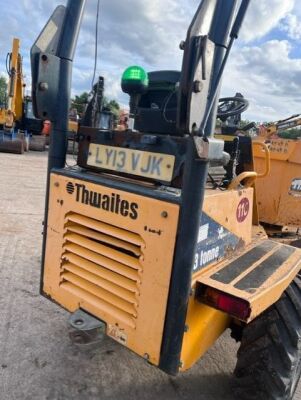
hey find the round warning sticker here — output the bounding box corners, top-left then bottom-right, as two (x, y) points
(236, 198), (250, 223)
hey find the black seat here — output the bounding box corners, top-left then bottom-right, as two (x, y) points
(134, 70), (180, 135)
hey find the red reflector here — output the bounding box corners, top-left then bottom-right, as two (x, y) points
(202, 287), (251, 320)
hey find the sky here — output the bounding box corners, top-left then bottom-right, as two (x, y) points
(0, 0), (301, 122)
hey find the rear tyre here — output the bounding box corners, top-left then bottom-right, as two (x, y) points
(233, 274), (301, 400)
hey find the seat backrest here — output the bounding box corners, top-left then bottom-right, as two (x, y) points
(134, 70), (181, 135)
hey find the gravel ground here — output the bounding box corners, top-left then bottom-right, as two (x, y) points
(0, 151), (300, 400)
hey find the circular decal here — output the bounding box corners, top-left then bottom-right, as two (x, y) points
(236, 198), (250, 223)
(66, 182), (75, 194)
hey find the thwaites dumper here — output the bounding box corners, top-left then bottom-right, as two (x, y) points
(215, 96), (301, 241)
(31, 1), (301, 399)
(253, 116), (301, 235)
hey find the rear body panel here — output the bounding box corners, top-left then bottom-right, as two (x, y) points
(43, 171), (180, 365)
(43, 169), (254, 371)
(42, 168), (301, 374)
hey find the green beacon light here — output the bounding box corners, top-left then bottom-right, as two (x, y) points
(121, 66), (149, 94)
(121, 66), (149, 131)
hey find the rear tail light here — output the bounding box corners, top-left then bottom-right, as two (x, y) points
(196, 285), (251, 321)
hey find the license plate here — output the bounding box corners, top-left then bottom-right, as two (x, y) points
(87, 144), (175, 182)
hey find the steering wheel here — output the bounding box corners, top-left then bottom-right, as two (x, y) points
(217, 96), (249, 121)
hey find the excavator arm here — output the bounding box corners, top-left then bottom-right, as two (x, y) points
(259, 114), (301, 139)
(6, 38), (24, 123)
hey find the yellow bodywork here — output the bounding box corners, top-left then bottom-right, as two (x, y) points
(68, 120), (78, 133)
(181, 212), (301, 371)
(0, 38), (24, 126)
(183, 236), (301, 372)
(180, 299), (230, 371)
(180, 187), (253, 370)
(180, 184), (301, 371)
(7, 38), (24, 121)
(44, 172), (254, 370)
(43, 167), (300, 373)
(196, 237), (301, 321)
(253, 139), (301, 227)
(217, 133), (301, 228)
(44, 173), (179, 365)
(0, 109), (5, 125)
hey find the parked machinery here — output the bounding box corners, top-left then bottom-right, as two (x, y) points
(254, 115), (301, 236)
(0, 38), (26, 154)
(31, 1), (301, 399)
(0, 39), (44, 153)
(216, 95), (301, 239)
(82, 76), (114, 130)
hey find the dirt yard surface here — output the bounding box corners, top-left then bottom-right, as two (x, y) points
(0, 152), (300, 400)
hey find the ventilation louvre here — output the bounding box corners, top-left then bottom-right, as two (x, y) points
(60, 212), (144, 328)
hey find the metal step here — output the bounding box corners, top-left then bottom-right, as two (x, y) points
(196, 239), (301, 322)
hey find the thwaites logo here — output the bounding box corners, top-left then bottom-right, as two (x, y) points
(66, 182), (138, 220)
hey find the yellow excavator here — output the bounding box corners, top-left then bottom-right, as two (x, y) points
(258, 114), (301, 139)
(0, 38), (26, 153)
(0, 38), (46, 153)
(31, 1), (301, 399)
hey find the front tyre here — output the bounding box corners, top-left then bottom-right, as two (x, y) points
(233, 274), (301, 400)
